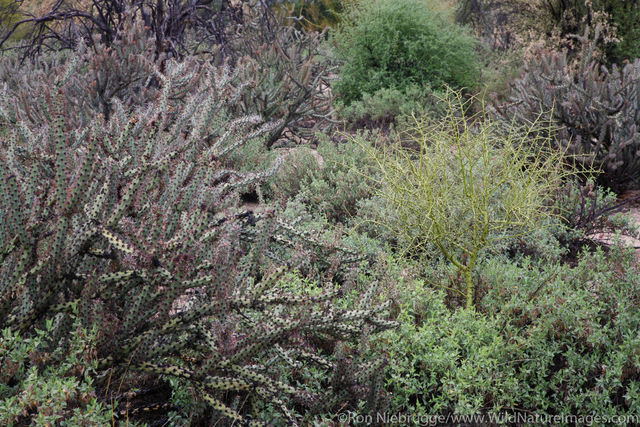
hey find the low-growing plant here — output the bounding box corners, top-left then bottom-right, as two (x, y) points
(477, 249), (640, 416)
(0, 316), (112, 426)
(377, 284), (520, 416)
(336, 84), (446, 129)
(376, 249), (640, 418)
(270, 135), (380, 223)
(332, 0), (479, 106)
(356, 93), (571, 309)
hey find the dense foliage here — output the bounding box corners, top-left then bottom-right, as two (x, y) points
(381, 248), (640, 417)
(1, 0), (640, 425)
(332, 0), (479, 106)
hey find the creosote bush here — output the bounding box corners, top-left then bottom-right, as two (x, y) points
(0, 45), (395, 424)
(332, 0), (479, 106)
(356, 93), (571, 309)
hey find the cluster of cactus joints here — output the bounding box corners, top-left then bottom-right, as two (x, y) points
(0, 44), (395, 424)
(233, 11), (337, 148)
(496, 25), (640, 192)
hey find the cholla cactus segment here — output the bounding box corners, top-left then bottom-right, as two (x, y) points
(0, 37), (395, 424)
(496, 26), (640, 191)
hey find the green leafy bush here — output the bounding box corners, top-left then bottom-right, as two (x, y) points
(478, 250), (640, 416)
(336, 84), (446, 128)
(0, 317), (111, 426)
(371, 248), (640, 418)
(379, 284), (519, 415)
(496, 26), (640, 191)
(270, 135), (380, 223)
(332, 0), (479, 106)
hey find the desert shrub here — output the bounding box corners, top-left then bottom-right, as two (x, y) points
(336, 84), (446, 128)
(0, 317), (111, 426)
(269, 135), (379, 223)
(498, 178), (638, 264)
(332, 0), (479, 106)
(0, 47), (395, 424)
(368, 247), (640, 418)
(596, 0), (640, 64)
(356, 93), (571, 308)
(0, 0), (25, 42)
(497, 26), (640, 191)
(477, 249), (640, 416)
(524, 0), (640, 64)
(377, 283), (519, 416)
(551, 179), (639, 253)
(455, 0), (618, 58)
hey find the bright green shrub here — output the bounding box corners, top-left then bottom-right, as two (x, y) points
(379, 284), (520, 416)
(332, 0), (479, 105)
(370, 248), (640, 418)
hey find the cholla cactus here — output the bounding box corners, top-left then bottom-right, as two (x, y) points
(496, 26), (640, 191)
(0, 46), (394, 424)
(232, 12), (337, 147)
(0, 16), (200, 127)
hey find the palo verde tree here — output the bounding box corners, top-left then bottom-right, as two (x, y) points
(357, 93), (572, 309)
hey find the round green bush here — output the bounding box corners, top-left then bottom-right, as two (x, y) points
(332, 0), (479, 105)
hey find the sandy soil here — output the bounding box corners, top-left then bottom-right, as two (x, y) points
(589, 190), (640, 259)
